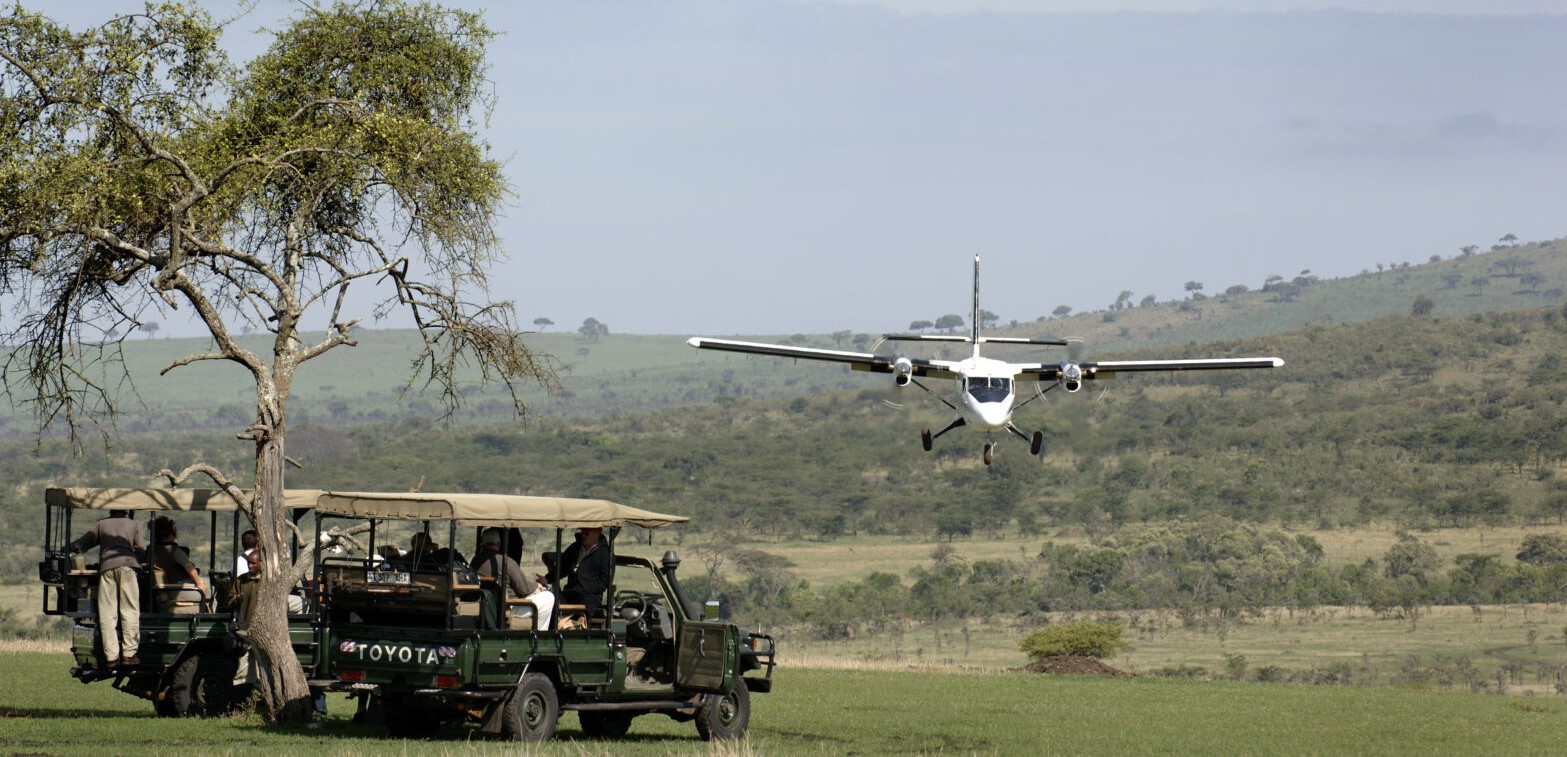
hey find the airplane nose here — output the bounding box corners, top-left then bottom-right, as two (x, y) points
(965, 398), (1011, 431)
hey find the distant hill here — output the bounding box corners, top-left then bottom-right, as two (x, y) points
(6, 260), (1567, 580)
(2, 237), (1562, 440)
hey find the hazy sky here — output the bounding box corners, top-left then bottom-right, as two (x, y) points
(49, 1), (1567, 336)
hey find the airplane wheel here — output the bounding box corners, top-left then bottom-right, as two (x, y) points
(983, 443), (994, 466)
(921, 429), (933, 452)
(1030, 431), (1044, 456)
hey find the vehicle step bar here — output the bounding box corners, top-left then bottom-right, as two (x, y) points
(563, 699), (697, 712)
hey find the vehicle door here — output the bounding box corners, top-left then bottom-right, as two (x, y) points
(674, 620), (735, 692)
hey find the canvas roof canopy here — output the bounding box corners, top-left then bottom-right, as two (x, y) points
(46, 487), (324, 512)
(312, 491), (688, 530)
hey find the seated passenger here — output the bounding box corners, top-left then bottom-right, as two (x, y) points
(473, 528), (553, 629)
(151, 516), (208, 610)
(546, 526), (613, 617)
(231, 551), (305, 616)
(407, 532), (467, 570)
(235, 529), (259, 575)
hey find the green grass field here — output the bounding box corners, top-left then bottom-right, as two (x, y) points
(2, 646), (1564, 755)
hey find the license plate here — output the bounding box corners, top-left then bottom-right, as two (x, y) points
(366, 570), (410, 585)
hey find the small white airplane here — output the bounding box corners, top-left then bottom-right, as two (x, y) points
(688, 255), (1284, 465)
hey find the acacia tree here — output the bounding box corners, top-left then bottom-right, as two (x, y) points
(0, 2), (555, 722)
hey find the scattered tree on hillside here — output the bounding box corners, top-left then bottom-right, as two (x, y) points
(978, 309), (1000, 329)
(1412, 295), (1435, 317)
(1517, 534), (1567, 566)
(934, 314), (965, 332)
(1460, 245), (1479, 257)
(579, 317), (609, 341)
(908, 319), (934, 332)
(1052, 305), (1073, 318)
(1184, 280), (1203, 296)
(0, 2), (556, 722)
(142, 321), (160, 339)
(832, 329), (853, 348)
(1495, 258), (1526, 277)
(533, 317), (554, 331)
(1111, 290), (1134, 311)
(1138, 294), (1158, 308)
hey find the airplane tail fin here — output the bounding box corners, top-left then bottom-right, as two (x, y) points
(970, 254), (982, 358)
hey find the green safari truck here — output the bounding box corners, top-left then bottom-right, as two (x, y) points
(307, 490), (776, 741)
(38, 487), (323, 716)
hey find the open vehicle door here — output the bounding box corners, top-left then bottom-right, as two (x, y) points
(675, 620), (737, 692)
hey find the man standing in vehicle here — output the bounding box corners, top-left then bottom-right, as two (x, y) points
(69, 509), (145, 668)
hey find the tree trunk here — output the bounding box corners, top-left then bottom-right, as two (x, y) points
(249, 432), (314, 723)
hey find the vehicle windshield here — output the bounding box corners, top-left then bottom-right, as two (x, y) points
(966, 376), (1012, 403)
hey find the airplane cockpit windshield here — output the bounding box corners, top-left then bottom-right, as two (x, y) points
(966, 377), (1012, 403)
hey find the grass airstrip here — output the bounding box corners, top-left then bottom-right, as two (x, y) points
(2, 644), (1565, 756)
(7, 524), (1567, 753)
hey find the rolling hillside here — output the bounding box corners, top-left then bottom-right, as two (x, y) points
(3, 237), (1562, 440)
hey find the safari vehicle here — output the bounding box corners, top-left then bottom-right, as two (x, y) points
(306, 491), (776, 741)
(37, 487), (323, 716)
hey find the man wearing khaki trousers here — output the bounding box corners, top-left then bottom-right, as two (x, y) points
(70, 509), (146, 668)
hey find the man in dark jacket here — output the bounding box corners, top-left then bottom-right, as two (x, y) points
(70, 509), (146, 668)
(548, 527), (614, 616)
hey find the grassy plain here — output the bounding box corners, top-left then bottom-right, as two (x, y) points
(3, 646), (1567, 756)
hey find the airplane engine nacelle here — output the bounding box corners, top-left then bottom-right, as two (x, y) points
(893, 356), (914, 387)
(1060, 362), (1083, 393)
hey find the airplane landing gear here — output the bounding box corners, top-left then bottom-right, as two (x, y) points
(921, 428), (933, 451)
(1030, 431), (1044, 456)
(983, 442), (995, 466)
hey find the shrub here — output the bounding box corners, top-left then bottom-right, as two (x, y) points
(1018, 621), (1127, 660)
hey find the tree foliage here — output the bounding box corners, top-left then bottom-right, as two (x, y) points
(0, 1), (553, 722)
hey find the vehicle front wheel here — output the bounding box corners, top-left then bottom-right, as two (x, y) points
(503, 672), (559, 742)
(695, 682), (750, 741)
(579, 710), (634, 738)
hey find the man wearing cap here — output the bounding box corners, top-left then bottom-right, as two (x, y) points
(69, 509), (146, 668)
(473, 528), (553, 629)
(548, 526), (614, 616)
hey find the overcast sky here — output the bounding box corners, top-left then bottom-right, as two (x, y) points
(52, 1), (1567, 336)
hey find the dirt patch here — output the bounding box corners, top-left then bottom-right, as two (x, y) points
(1018, 655), (1130, 677)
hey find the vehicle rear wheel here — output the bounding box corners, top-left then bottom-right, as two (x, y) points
(168, 653), (244, 717)
(503, 672), (559, 741)
(695, 682), (750, 741)
(382, 696), (443, 739)
(579, 710), (634, 738)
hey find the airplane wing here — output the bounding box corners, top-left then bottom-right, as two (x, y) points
(881, 333), (1072, 347)
(1017, 356), (1284, 382)
(687, 337), (961, 379)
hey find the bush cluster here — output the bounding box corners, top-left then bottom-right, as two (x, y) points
(1019, 622), (1127, 660)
